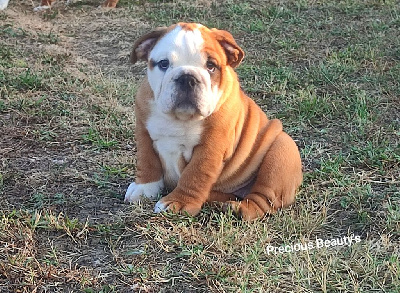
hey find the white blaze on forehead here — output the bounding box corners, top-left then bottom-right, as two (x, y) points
(149, 25), (206, 66)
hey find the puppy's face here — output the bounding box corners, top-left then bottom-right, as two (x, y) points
(132, 23), (244, 121)
(148, 24), (221, 121)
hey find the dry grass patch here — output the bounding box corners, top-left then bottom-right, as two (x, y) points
(1, 0), (399, 292)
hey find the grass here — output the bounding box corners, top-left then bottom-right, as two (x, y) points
(1, 0), (399, 292)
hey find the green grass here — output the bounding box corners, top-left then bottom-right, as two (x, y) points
(0, 0), (399, 292)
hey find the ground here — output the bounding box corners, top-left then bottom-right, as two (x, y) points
(0, 0), (399, 292)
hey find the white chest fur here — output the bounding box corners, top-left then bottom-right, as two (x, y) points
(146, 108), (203, 187)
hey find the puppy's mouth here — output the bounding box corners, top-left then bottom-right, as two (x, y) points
(171, 74), (205, 120)
(172, 99), (204, 121)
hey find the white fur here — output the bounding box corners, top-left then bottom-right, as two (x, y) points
(147, 101), (203, 187)
(124, 179), (164, 202)
(0, 0), (9, 10)
(33, 5), (51, 11)
(147, 25), (221, 119)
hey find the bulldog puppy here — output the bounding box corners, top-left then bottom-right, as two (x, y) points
(125, 22), (302, 220)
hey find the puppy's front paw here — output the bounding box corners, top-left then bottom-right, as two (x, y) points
(154, 194), (202, 216)
(124, 180), (164, 203)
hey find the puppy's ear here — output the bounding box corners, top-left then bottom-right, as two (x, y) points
(211, 29), (244, 68)
(130, 26), (169, 64)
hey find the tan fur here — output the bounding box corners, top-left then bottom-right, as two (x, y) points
(134, 82), (163, 184)
(131, 23), (303, 220)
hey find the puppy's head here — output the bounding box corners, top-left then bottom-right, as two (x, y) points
(131, 23), (244, 121)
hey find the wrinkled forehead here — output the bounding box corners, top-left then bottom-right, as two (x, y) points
(149, 24), (208, 66)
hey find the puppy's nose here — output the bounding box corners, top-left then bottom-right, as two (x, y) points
(176, 74), (199, 89)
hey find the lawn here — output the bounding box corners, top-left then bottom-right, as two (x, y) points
(0, 0), (399, 292)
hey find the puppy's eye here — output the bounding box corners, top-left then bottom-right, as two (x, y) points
(206, 61), (217, 73)
(158, 59), (170, 71)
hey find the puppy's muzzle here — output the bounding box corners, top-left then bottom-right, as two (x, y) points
(174, 74), (201, 111)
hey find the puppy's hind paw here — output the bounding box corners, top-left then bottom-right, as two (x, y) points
(223, 199), (270, 221)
